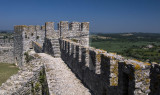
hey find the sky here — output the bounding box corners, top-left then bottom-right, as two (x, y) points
(0, 0), (160, 33)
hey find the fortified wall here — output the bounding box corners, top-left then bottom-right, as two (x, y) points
(14, 21), (89, 66)
(0, 21), (160, 95)
(59, 39), (153, 95)
(0, 36), (14, 63)
(14, 24), (45, 66)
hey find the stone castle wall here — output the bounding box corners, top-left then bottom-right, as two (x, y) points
(0, 51), (45, 95)
(14, 25), (45, 66)
(59, 21), (89, 46)
(32, 41), (43, 53)
(14, 21), (89, 66)
(0, 38), (14, 63)
(59, 39), (159, 95)
(1, 21), (159, 95)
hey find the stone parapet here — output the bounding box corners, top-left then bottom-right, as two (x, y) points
(40, 53), (91, 95)
(59, 38), (157, 95)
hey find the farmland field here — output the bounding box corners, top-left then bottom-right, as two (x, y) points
(90, 33), (160, 63)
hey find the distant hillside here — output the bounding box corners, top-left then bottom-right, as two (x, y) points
(0, 30), (14, 33)
(90, 33), (160, 63)
(0, 31), (14, 39)
(91, 32), (160, 42)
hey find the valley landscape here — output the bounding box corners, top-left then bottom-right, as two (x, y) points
(90, 33), (160, 63)
(0, 0), (160, 95)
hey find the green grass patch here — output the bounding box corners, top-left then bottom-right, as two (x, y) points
(90, 41), (159, 53)
(0, 63), (19, 86)
(90, 33), (160, 63)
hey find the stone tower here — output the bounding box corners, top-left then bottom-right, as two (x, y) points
(14, 21), (89, 66)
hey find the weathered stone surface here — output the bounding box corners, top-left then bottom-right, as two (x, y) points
(59, 39), (156, 95)
(0, 38), (14, 63)
(0, 51), (43, 95)
(1, 21), (160, 95)
(39, 53), (91, 95)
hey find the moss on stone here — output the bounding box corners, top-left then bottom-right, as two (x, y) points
(71, 39), (78, 43)
(132, 63), (141, 70)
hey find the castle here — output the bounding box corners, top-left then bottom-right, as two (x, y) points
(0, 21), (160, 95)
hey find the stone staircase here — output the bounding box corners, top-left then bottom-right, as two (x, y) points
(51, 38), (61, 58)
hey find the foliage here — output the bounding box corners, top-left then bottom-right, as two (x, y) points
(39, 69), (49, 95)
(39, 71), (45, 84)
(31, 81), (41, 94)
(31, 81), (34, 94)
(24, 52), (33, 63)
(35, 82), (40, 92)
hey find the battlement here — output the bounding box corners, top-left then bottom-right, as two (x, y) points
(14, 21), (89, 42)
(14, 21), (89, 33)
(58, 21), (89, 31)
(14, 25), (27, 33)
(59, 39), (155, 95)
(14, 25), (44, 33)
(1, 21), (160, 95)
(13, 21), (89, 66)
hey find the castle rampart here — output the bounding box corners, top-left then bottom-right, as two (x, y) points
(13, 21), (89, 66)
(1, 21), (160, 95)
(0, 35), (14, 64)
(59, 39), (153, 95)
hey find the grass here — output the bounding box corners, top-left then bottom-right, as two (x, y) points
(0, 63), (19, 86)
(90, 33), (160, 63)
(90, 40), (158, 53)
(90, 40), (160, 63)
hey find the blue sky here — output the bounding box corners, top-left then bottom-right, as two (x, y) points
(0, 0), (160, 33)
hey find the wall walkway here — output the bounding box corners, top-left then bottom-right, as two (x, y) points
(39, 53), (91, 95)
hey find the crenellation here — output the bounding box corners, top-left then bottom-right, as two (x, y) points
(41, 25), (45, 31)
(69, 22), (81, 31)
(45, 22), (54, 31)
(1, 21), (159, 95)
(59, 38), (158, 95)
(14, 26), (19, 33)
(22, 25), (28, 31)
(45, 22), (59, 39)
(35, 25), (41, 31)
(28, 25), (35, 33)
(81, 22), (89, 31)
(59, 21), (69, 38)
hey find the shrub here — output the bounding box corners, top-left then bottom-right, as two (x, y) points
(39, 71), (45, 84)
(24, 52), (33, 63)
(35, 82), (40, 92)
